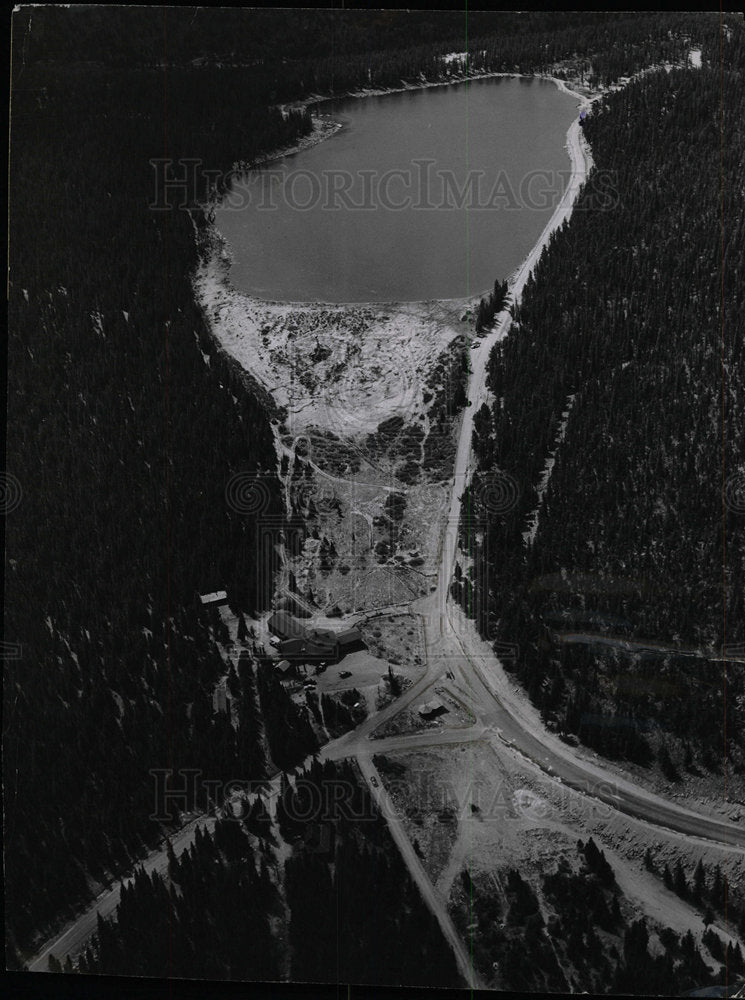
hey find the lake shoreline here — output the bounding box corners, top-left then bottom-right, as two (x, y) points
(276, 67), (593, 118)
(200, 70), (593, 313)
(229, 70), (592, 191)
(223, 67), (593, 191)
(193, 70), (594, 439)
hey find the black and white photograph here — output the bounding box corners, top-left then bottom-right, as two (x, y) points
(5, 6), (745, 997)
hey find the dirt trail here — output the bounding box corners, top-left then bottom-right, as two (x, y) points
(29, 66), (721, 983)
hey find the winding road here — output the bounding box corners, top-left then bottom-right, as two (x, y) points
(26, 75), (742, 989)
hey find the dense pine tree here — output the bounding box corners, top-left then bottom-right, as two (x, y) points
(466, 23), (745, 772)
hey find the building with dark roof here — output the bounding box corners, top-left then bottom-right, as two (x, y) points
(277, 638), (306, 658)
(268, 611), (306, 641)
(278, 637), (334, 661)
(270, 614), (365, 663)
(305, 627), (338, 646)
(417, 698), (447, 719)
(336, 627), (364, 651)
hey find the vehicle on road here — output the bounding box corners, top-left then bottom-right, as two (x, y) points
(339, 670), (352, 679)
(370, 775), (378, 787)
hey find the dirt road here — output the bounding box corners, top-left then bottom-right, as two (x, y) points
(28, 814), (216, 973)
(29, 76), (737, 988)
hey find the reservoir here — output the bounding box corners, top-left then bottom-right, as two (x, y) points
(215, 76), (578, 303)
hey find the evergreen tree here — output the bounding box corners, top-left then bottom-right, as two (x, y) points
(673, 858), (688, 899)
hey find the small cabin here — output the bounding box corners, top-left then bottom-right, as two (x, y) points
(274, 659), (295, 678)
(199, 590), (228, 608)
(418, 698), (447, 719)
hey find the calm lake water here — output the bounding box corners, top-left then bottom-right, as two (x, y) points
(215, 77), (577, 303)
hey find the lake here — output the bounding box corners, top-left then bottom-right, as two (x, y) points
(215, 76), (578, 303)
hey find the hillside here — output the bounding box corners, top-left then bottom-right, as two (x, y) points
(6, 3), (734, 973)
(461, 26), (744, 783)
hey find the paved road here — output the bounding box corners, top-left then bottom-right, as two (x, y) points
(407, 77), (745, 856)
(443, 603), (745, 852)
(322, 597), (745, 854)
(28, 814), (217, 973)
(326, 724), (487, 761)
(28, 76), (741, 984)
